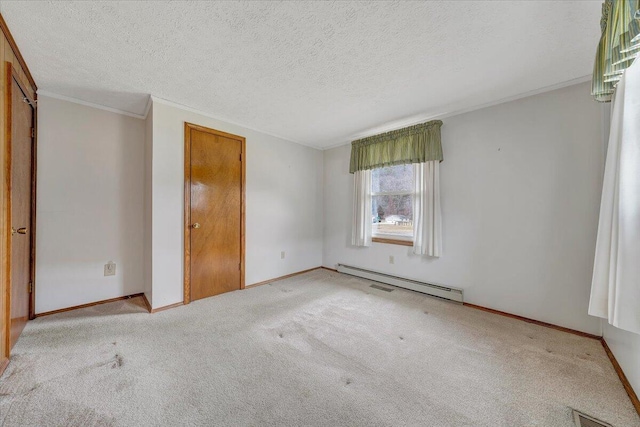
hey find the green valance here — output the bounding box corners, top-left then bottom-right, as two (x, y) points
(592, 0), (640, 102)
(349, 120), (443, 174)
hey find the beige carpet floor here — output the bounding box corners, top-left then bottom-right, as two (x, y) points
(0, 269), (638, 427)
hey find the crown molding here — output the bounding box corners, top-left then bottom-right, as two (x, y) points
(37, 90), (147, 119)
(142, 95), (152, 119)
(37, 74), (592, 151)
(322, 75), (593, 151)
(33, 90), (321, 150)
(150, 95), (322, 150)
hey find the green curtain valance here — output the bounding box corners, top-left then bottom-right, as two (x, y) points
(349, 120), (443, 174)
(592, 0), (640, 102)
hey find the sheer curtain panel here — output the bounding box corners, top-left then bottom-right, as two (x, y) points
(412, 162), (442, 257)
(589, 58), (640, 334)
(351, 170), (372, 247)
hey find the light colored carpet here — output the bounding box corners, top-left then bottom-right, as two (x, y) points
(0, 269), (638, 427)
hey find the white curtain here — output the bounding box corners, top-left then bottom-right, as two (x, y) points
(589, 58), (640, 334)
(413, 161), (442, 257)
(351, 170), (372, 247)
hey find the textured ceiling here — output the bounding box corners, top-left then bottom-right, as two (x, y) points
(1, 1), (601, 148)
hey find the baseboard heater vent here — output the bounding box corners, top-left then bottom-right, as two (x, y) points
(337, 264), (463, 303)
(369, 284), (394, 292)
(572, 410), (612, 427)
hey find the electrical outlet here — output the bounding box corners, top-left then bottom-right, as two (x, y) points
(389, 256), (394, 264)
(104, 261), (116, 276)
(281, 251), (285, 260)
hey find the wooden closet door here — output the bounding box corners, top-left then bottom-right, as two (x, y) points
(185, 124), (245, 302)
(9, 73), (34, 349)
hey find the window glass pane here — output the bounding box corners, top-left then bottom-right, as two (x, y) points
(371, 164), (413, 193)
(372, 194), (413, 238)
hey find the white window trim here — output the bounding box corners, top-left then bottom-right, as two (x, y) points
(371, 190), (412, 197)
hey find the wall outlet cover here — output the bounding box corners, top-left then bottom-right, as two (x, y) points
(104, 262), (116, 276)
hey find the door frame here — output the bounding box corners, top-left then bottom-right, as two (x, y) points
(183, 122), (245, 305)
(3, 62), (37, 357)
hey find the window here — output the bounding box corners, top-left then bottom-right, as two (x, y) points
(350, 120), (443, 253)
(371, 164), (414, 242)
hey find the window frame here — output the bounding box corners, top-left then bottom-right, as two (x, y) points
(372, 236), (414, 246)
(370, 166), (414, 246)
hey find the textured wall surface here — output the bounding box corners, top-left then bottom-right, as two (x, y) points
(323, 82), (604, 335)
(2, 1), (601, 147)
(36, 96), (145, 313)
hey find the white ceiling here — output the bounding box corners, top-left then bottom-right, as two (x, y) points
(1, 1), (601, 149)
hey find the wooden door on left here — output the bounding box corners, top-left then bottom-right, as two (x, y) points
(8, 64), (36, 350)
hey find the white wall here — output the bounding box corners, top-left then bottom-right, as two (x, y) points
(323, 82), (603, 335)
(149, 99), (323, 309)
(36, 96), (145, 313)
(604, 325), (640, 396)
(143, 104), (153, 305)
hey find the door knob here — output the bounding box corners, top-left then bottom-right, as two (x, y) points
(192, 223), (201, 229)
(11, 227), (27, 235)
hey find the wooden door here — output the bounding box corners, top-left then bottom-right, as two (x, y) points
(184, 123), (245, 303)
(8, 67), (35, 349)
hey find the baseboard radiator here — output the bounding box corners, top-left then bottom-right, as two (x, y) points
(336, 264), (463, 303)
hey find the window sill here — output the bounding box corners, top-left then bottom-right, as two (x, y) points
(372, 237), (413, 247)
